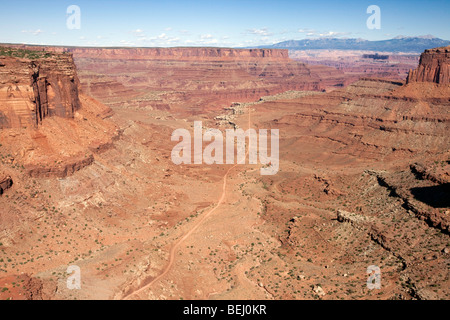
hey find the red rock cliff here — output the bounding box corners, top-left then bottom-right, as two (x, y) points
(54, 47), (290, 61)
(407, 46), (450, 84)
(0, 48), (81, 129)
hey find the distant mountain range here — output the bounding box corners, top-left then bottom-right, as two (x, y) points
(256, 36), (450, 53)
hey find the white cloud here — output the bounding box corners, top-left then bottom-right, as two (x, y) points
(183, 37), (220, 46)
(200, 34), (213, 39)
(136, 33), (181, 46)
(246, 28), (273, 37)
(315, 31), (351, 37)
(21, 29), (44, 36)
(299, 29), (351, 38)
(85, 41), (101, 46)
(298, 28), (315, 34)
(131, 29), (147, 38)
(201, 38), (218, 45)
(120, 39), (136, 46)
(162, 36), (180, 44)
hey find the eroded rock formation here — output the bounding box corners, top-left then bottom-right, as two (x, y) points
(0, 49), (81, 129)
(69, 47), (349, 114)
(0, 46), (118, 179)
(50, 47), (291, 61)
(407, 46), (450, 84)
(1, 43), (448, 300)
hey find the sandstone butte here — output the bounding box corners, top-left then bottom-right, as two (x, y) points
(407, 45), (450, 84)
(0, 46), (117, 180)
(0, 44), (448, 301)
(0, 50), (81, 129)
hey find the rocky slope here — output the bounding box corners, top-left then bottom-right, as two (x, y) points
(0, 47), (118, 180)
(407, 46), (450, 84)
(0, 46), (119, 299)
(239, 51), (449, 299)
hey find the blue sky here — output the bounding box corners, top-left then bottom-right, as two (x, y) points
(1, 0), (449, 47)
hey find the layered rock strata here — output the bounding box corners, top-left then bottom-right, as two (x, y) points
(407, 46), (450, 84)
(0, 48), (81, 129)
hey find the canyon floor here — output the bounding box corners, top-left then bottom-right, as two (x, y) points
(0, 46), (448, 300)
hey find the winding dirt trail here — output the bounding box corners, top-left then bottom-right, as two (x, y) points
(122, 106), (252, 300)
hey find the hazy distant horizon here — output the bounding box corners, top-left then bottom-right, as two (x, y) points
(1, 35), (449, 52)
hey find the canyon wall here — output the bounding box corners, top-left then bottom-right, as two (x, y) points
(63, 46), (349, 113)
(0, 49), (81, 129)
(2, 46), (350, 115)
(65, 47), (290, 61)
(290, 50), (420, 81)
(8, 45), (290, 61)
(407, 46), (450, 84)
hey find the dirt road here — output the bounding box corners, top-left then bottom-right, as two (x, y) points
(122, 106), (252, 300)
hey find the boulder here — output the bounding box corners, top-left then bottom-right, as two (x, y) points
(0, 175), (13, 195)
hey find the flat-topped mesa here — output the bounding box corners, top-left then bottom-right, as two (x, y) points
(0, 47), (81, 129)
(407, 46), (450, 84)
(37, 47), (290, 63)
(59, 47), (290, 61)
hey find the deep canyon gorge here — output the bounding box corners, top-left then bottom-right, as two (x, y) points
(0, 44), (448, 300)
